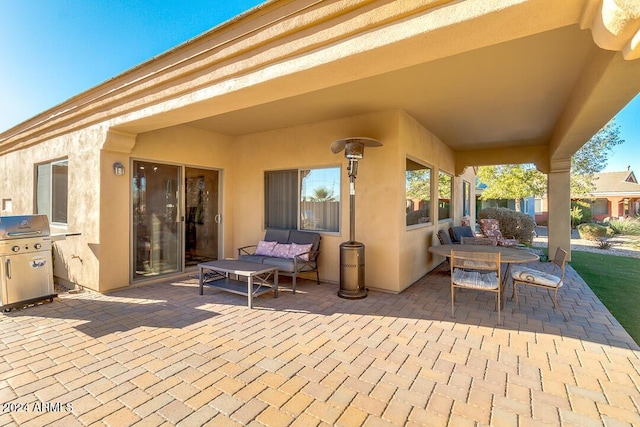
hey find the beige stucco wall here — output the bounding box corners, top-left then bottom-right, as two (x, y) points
(399, 111), (476, 290)
(232, 110), (401, 291)
(0, 109), (473, 294)
(0, 124), (106, 291)
(232, 109), (473, 293)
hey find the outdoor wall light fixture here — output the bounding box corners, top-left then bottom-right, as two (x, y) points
(330, 137), (383, 300)
(113, 162), (125, 176)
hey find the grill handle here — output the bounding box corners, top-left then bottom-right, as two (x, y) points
(7, 231), (43, 237)
(5, 259), (10, 280)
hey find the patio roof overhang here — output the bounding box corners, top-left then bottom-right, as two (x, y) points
(1, 0), (639, 173)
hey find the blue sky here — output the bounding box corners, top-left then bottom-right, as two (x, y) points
(1, 0), (638, 172)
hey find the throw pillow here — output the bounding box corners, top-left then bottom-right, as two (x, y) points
(289, 243), (312, 261)
(255, 240), (277, 256)
(271, 243), (292, 258)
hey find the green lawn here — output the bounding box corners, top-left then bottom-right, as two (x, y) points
(569, 251), (640, 344)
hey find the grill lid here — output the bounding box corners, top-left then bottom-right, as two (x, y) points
(0, 215), (51, 240)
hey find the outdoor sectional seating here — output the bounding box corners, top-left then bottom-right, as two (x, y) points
(238, 229), (321, 293)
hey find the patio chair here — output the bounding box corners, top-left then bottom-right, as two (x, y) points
(436, 229), (453, 273)
(449, 225), (475, 244)
(461, 236), (497, 246)
(437, 229), (453, 245)
(511, 247), (568, 318)
(479, 218), (519, 247)
(450, 250), (503, 324)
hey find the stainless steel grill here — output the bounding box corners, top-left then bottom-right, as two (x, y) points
(0, 215), (56, 311)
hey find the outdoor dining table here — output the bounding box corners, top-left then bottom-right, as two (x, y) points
(429, 244), (540, 264)
(429, 244), (540, 296)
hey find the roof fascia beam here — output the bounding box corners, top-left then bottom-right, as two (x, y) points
(455, 144), (549, 176)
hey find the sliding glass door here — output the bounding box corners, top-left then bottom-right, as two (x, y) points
(132, 161), (181, 278)
(185, 167), (220, 266)
(132, 161), (221, 280)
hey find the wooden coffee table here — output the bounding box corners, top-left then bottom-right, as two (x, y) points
(198, 259), (278, 308)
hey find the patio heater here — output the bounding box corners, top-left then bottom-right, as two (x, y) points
(331, 137), (383, 299)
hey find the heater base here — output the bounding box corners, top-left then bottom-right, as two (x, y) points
(338, 241), (367, 299)
(337, 288), (368, 299)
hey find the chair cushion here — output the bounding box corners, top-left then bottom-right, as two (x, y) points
(497, 237), (519, 247)
(511, 266), (563, 288)
(437, 229), (453, 245)
(479, 219), (501, 237)
(450, 226), (475, 244)
(255, 240), (277, 256)
(453, 268), (499, 289)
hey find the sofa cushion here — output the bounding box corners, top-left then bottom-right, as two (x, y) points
(264, 229), (291, 243)
(271, 243), (292, 258)
(255, 240), (277, 256)
(262, 256), (316, 272)
(238, 254), (270, 264)
(262, 257), (296, 272)
(290, 243), (312, 261)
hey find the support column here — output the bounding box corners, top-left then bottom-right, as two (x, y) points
(548, 169), (571, 261)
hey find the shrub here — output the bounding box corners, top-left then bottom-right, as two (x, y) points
(607, 218), (640, 236)
(577, 223), (608, 240)
(570, 206), (583, 228)
(478, 207), (536, 244)
(571, 200), (592, 227)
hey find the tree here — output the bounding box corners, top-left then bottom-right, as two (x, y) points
(477, 164), (546, 212)
(571, 120), (623, 196)
(478, 120), (624, 209)
(406, 169), (431, 201)
(311, 187), (335, 202)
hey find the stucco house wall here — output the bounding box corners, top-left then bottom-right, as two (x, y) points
(0, 124), (106, 290)
(231, 109), (451, 293)
(0, 106), (466, 294)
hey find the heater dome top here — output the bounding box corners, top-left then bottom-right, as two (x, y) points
(330, 137), (382, 155)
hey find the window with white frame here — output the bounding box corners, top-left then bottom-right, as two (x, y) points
(438, 171), (452, 220)
(265, 167), (340, 232)
(36, 159), (68, 224)
(406, 159), (432, 226)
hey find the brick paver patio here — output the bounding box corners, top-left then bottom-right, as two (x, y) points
(1, 261), (639, 426)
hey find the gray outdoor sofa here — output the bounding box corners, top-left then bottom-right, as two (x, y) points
(238, 229), (321, 293)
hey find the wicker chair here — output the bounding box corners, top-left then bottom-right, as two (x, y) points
(511, 248), (568, 318)
(450, 250), (503, 324)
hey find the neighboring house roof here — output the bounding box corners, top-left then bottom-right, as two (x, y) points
(592, 170), (640, 197)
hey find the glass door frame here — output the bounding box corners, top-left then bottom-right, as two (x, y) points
(130, 158), (223, 283)
(184, 166), (223, 269)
